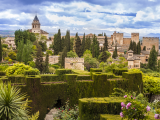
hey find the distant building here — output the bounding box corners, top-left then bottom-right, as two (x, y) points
(65, 57), (84, 70)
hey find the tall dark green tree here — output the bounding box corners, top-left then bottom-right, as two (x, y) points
(81, 33), (85, 54)
(84, 36), (91, 51)
(35, 42), (44, 73)
(91, 34), (99, 58)
(143, 46), (146, 51)
(59, 46), (67, 68)
(65, 30), (70, 52)
(137, 41), (141, 54)
(0, 37), (2, 62)
(54, 29), (61, 55)
(133, 41), (137, 54)
(75, 33), (82, 57)
(112, 45), (118, 59)
(44, 53), (49, 73)
(61, 36), (65, 50)
(129, 40), (133, 50)
(103, 35), (108, 51)
(148, 45), (158, 71)
(38, 41), (47, 51)
(99, 51), (108, 62)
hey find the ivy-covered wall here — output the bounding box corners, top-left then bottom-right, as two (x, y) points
(0, 69), (143, 120)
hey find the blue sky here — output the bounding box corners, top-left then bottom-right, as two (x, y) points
(1, 0), (160, 37)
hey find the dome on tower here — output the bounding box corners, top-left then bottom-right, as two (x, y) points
(33, 15), (39, 21)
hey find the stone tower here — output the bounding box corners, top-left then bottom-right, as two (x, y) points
(32, 15), (41, 33)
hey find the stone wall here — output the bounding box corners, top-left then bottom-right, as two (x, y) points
(65, 57), (84, 70)
(123, 38), (131, 45)
(142, 37), (159, 52)
(113, 31), (123, 45)
(131, 33), (139, 44)
(43, 56), (59, 64)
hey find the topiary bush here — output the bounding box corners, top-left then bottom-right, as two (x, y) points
(5, 63), (37, 76)
(24, 68), (40, 75)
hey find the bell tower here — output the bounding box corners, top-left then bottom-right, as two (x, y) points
(32, 15), (41, 33)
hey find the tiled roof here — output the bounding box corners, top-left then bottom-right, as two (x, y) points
(128, 50), (133, 53)
(33, 15), (39, 21)
(141, 50), (150, 55)
(28, 29), (49, 34)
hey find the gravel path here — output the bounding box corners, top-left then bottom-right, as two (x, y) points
(44, 108), (59, 120)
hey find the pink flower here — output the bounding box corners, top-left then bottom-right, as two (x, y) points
(121, 102), (125, 107)
(126, 102), (131, 109)
(124, 95), (127, 98)
(120, 112), (124, 118)
(154, 114), (160, 119)
(133, 97), (136, 99)
(121, 107), (123, 110)
(146, 106), (151, 112)
(133, 108), (135, 109)
(131, 95), (133, 98)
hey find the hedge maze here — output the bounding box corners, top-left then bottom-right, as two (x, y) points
(0, 69), (143, 120)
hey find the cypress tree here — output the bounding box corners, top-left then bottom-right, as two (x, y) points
(75, 33), (82, 57)
(84, 36), (91, 51)
(54, 33), (58, 55)
(137, 41), (141, 54)
(112, 45), (118, 59)
(148, 45), (157, 71)
(129, 40), (133, 50)
(91, 34), (99, 58)
(65, 30), (70, 52)
(59, 46), (67, 68)
(81, 33), (85, 54)
(61, 36), (65, 50)
(35, 42), (44, 73)
(133, 41), (137, 54)
(0, 37), (2, 62)
(103, 35), (108, 51)
(44, 53), (49, 73)
(143, 46), (146, 51)
(58, 29), (62, 52)
(100, 51), (108, 62)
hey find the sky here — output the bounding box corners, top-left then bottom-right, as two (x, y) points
(1, 0), (160, 38)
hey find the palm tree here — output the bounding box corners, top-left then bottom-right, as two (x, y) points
(0, 82), (29, 120)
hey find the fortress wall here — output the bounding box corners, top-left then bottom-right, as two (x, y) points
(142, 37), (159, 52)
(131, 33), (139, 44)
(123, 38), (131, 45)
(113, 32), (123, 45)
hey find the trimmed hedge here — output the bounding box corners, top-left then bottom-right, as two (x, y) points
(122, 72), (143, 93)
(24, 69), (40, 75)
(113, 68), (128, 76)
(8, 75), (26, 83)
(79, 97), (125, 120)
(72, 69), (90, 75)
(77, 75), (91, 80)
(100, 112), (155, 120)
(55, 69), (72, 80)
(15, 71), (143, 120)
(90, 68), (102, 77)
(0, 71), (6, 76)
(40, 74), (60, 82)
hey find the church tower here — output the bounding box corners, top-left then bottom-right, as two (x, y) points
(32, 15), (41, 33)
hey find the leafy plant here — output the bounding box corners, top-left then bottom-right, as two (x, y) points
(54, 99), (80, 120)
(120, 94), (150, 120)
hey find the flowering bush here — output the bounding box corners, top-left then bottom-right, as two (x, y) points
(120, 94), (150, 119)
(54, 99), (80, 120)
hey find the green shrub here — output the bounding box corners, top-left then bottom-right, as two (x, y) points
(40, 74), (60, 82)
(77, 75), (91, 80)
(72, 69), (90, 75)
(49, 64), (60, 69)
(79, 97), (125, 120)
(49, 67), (56, 73)
(28, 61), (36, 68)
(0, 65), (9, 71)
(8, 75), (26, 83)
(5, 63), (32, 76)
(55, 69), (72, 80)
(8, 51), (16, 60)
(113, 68), (128, 75)
(24, 68), (40, 75)
(0, 71), (6, 76)
(100, 113), (155, 120)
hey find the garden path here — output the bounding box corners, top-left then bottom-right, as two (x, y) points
(44, 108), (58, 120)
